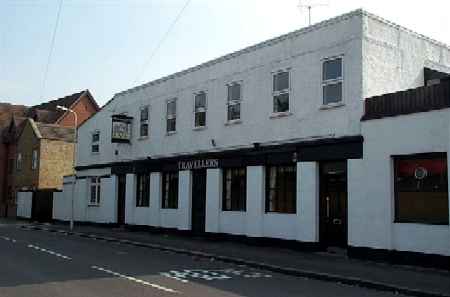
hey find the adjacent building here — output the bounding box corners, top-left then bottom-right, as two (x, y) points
(2, 90), (99, 219)
(53, 10), (450, 264)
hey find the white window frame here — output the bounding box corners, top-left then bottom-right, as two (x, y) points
(89, 176), (101, 206)
(271, 69), (291, 115)
(321, 56), (344, 107)
(31, 149), (38, 170)
(91, 130), (100, 154)
(16, 153), (22, 171)
(166, 98), (177, 134)
(139, 105), (150, 139)
(193, 91), (207, 129)
(226, 81), (243, 124)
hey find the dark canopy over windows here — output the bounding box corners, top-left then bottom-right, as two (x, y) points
(394, 153), (448, 225)
(222, 167), (246, 211)
(136, 173), (150, 207)
(162, 172), (179, 209)
(266, 165), (297, 213)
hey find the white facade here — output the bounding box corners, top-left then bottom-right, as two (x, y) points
(16, 191), (32, 219)
(54, 9), (450, 258)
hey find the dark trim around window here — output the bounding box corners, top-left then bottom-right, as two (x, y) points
(162, 171), (179, 209)
(222, 167), (246, 211)
(265, 164), (297, 214)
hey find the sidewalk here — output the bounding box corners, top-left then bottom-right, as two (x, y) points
(21, 222), (450, 297)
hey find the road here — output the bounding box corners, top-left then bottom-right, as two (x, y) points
(0, 222), (406, 297)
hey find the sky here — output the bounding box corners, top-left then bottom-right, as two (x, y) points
(1, 0), (449, 107)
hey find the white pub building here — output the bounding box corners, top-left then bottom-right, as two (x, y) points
(52, 10), (450, 267)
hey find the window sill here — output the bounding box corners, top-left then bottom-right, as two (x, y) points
(394, 220), (449, 226)
(224, 119), (242, 126)
(161, 207), (178, 210)
(265, 211), (297, 215)
(91, 152), (100, 155)
(319, 102), (345, 110)
(193, 126), (207, 131)
(88, 204), (100, 207)
(166, 131), (177, 136)
(222, 209), (246, 212)
(270, 111), (292, 119)
(138, 136), (149, 141)
(136, 205), (150, 208)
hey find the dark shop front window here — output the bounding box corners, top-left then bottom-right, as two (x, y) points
(394, 153), (448, 225)
(162, 172), (179, 209)
(136, 173), (150, 207)
(222, 168), (246, 211)
(266, 165), (297, 213)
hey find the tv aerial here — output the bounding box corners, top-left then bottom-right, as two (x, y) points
(298, 1), (328, 26)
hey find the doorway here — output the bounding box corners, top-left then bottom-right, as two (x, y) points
(31, 191), (53, 222)
(319, 161), (348, 248)
(117, 175), (126, 225)
(191, 169), (207, 234)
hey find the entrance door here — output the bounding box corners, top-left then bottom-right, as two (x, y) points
(319, 161), (348, 247)
(117, 175), (126, 225)
(191, 169), (207, 234)
(31, 191), (53, 222)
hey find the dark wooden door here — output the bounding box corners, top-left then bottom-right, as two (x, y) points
(31, 191), (53, 222)
(191, 169), (207, 234)
(117, 175), (126, 225)
(319, 161), (348, 247)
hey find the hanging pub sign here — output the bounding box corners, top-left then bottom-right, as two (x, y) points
(111, 114), (133, 143)
(178, 159), (219, 170)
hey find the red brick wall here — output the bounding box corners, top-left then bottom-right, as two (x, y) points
(58, 94), (98, 128)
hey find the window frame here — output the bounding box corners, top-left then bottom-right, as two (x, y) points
(222, 167), (247, 211)
(393, 152), (449, 225)
(193, 91), (207, 129)
(91, 130), (100, 154)
(226, 82), (243, 123)
(272, 69), (291, 115)
(321, 56), (344, 107)
(166, 98), (177, 134)
(265, 164), (297, 214)
(139, 105), (150, 139)
(162, 171), (179, 209)
(89, 176), (101, 206)
(31, 149), (38, 170)
(136, 173), (150, 207)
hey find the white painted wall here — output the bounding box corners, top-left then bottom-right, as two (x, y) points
(16, 191), (32, 219)
(355, 109), (450, 256)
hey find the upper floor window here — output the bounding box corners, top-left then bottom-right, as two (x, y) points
(89, 177), (101, 205)
(91, 131), (100, 153)
(194, 92), (207, 128)
(162, 171), (178, 209)
(227, 83), (242, 121)
(31, 149), (38, 170)
(136, 173), (150, 207)
(16, 153), (22, 171)
(273, 70), (290, 113)
(139, 106), (149, 138)
(223, 167), (246, 211)
(266, 165), (297, 213)
(394, 153), (448, 225)
(322, 57), (343, 105)
(166, 99), (177, 133)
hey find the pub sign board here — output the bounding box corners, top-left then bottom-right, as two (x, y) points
(111, 115), (133, 143)
(178, 159), (219, 170)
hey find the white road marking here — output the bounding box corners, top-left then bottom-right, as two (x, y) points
(0, 236), (17, 243)
(27, 244), (72, 260)
(91, 265), (178, 293)
(160, 268), (272, 283)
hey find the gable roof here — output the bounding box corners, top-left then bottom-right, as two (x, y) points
(35, 122), (75, 142)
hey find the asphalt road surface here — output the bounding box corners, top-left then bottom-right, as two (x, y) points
(0, 222), (406, 297)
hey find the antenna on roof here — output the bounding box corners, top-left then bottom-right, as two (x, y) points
(298, 0), (328, 26)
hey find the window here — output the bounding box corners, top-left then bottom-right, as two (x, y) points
(31, 149), (38, 170)
(223, 167), (246, 211)
(227, 83), (242, 121)
(266, 165), (297, 213)
(89, 177), (101, 205)
(162, 172), (178, 208)
(194, 92), (207, 128)
(322, 57), (343, 105)
(91, 131), (100, 153)
(272, 71), (290, 113)
(139, 106), (149, 138)
(16, 153), (22, 171)
(136, 173), (150, 207)
(394, 153), (448, 225)
(166, 99), (176, 133)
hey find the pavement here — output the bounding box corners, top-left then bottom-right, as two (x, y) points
(1, 219), (449, 297)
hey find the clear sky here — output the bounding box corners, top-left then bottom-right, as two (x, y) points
(1, 0), (449, 107)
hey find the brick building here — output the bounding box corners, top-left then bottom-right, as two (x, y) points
(0, 90), (99, 217)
